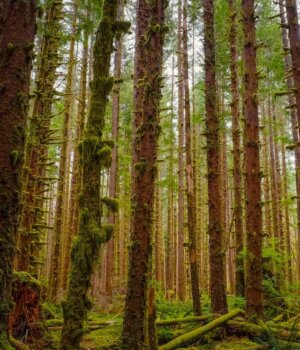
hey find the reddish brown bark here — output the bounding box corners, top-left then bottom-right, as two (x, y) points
(121, 0), (166, 347)
(17, 0), (63, 274)
(0, 0), (36, 343)
(176, 0), (186, 302)
(228, 0), (245, 297)
(203, 0), (228, 314)
(165, 54), (176, 296)
(155, 182), (164, 286)
(285, 0), (300, 128)
(242, 0), (263, 320)
(9, 274), (44, 348)
(182, 0), (201, 316)
(279, 0), (300, 282)
(281, 138), (293, 283)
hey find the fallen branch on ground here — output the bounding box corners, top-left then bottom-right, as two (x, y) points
(159, 309), (245, 350)
(156, 314), (214, 326)
(227, 320), (300, 342)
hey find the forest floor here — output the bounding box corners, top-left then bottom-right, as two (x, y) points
(42, 294), (300, 350)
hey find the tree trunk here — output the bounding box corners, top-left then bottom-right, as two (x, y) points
(166, 54), (175, 297)
(228, 0), (245, 297)
(203, 0), (228, 314)
(0, 0), (36, 346)
(176, 0), (186, 302)
(60, 2), (128, 348)
(61, 23), (89, 291)
(285, 0), (300, 132)
(242, 0), (263, 320)
(17, 0), (63, 274)
(279, 0), (300, 283)
(182, 0), (201, 316)
(105, 0), (125, 298)
(121, 0), (166, 347)
(48, 0), (77, 301)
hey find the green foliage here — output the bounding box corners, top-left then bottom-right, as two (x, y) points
(0, 333), (14, 350)
(102, 224), (114, 242)
(12, 271), (42, 289)
(97, 144), (112, 168)
(101, 197), (119, 212)
(42, 303), (62, 320)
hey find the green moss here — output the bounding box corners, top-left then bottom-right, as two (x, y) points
(10, 150), (19, 167)
(102, 139), (114, 149)
(9, 335), (30, 350)
(114, 20), (131, 34)
(97, 145), (112, 167)
(102, 224), (114, 242)
(82, 322), (121, 350)
(12, 271), (41, 289)
(0, 333), (14, 350)
(134, 160), (147, 176)
(101, 197), (119, 212)
(7, 43), (14, 51)
(25, 42), (35, 52)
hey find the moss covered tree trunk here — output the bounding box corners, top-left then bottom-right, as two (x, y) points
(60, 2), (128, 348)
(17, 0), (63, 274)
(242, 0), (263, 320)
(105, 0), (125, 298)
(48, 0), (77, 301)
(0, 1), (36, 347)
(228, 0), (245, 297)
(203, 0), (228, 314)
(182, 0), (201, 316)
(121, 0), (167, 347)
(61, 22), (89, 292)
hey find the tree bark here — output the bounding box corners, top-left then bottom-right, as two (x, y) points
(279, 0), (300, 283)
(61, 22), (89, 291)
(60, 2), (128, 348)
(203, 0), (228, 314)
(48, 0), (77, 301)
(176, 0), (186, 302)
(0, 0), (36, 346)
(242, 0), (263, 320)
(121, 0), (166, 347)
(104, 0), (125, 299)
(17, 0), (63, 274)
(182, 0), (201, 316)
(228, 0), (245, 297)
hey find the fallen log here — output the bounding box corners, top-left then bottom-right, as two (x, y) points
(156, 314), (214, 326)
(227, 320), (300, 342)
(159, 309), (245, 350)
(266, 321), (300, 333)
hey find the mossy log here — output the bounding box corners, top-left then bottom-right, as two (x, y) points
(156, 314), (214, 326)
(48, 320), (119, 330)
(159, 309), (244, 350)
(9, 336), (30, 350)
(266, 321), (300, 333)
(227, 320), (300, 341)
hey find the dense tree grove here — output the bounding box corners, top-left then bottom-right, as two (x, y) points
(1, 0), (300, 348)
